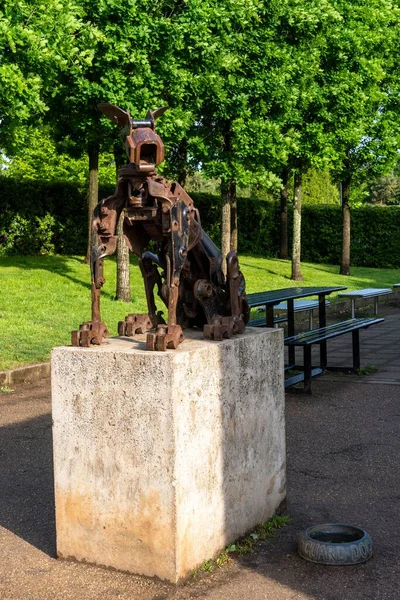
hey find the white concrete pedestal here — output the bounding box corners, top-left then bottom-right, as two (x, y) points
(51, 328), (286, 583)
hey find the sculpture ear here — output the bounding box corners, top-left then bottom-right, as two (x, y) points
(98, 103), (130, 127)
(146, 106), (169, 122)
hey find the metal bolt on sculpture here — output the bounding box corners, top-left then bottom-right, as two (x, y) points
(71, 104), (250, 351)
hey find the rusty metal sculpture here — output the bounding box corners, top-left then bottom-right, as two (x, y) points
(71, 104), (249, 351)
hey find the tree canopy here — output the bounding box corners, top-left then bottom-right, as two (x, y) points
(0, 0), (94, 153)
(1, 0), (400, 266)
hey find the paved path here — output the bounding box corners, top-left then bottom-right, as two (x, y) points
(1, 306), (399, 599)
(285, 304), (400, 385)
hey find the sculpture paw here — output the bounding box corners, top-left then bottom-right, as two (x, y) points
(203, 315), (245, 341)
(118, 314), (154, 336)
(71, 321), (109, 347)
(146, 324), (184, 351)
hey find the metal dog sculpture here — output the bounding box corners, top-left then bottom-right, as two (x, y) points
(71, 104), (249, 351)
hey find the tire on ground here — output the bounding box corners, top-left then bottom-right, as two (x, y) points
(298, 523), (373, 565)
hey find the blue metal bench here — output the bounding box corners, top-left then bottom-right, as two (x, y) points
(284, 317), (384, 393)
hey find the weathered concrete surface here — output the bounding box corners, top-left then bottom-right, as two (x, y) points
(51, 328), (286, 582)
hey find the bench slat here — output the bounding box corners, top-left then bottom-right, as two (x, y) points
(285, 317), (384, 346)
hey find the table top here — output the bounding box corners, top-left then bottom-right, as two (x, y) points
(247, 286), (347, 308)
(338, 288), (391, 298)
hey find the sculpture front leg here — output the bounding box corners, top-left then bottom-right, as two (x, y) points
(71, 245), (113, 347)
(72, 192), (124, 347)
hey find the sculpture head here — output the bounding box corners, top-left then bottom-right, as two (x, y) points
(98, 103), (168, 173)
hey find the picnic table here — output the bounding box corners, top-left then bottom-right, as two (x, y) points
(338, 288), (391, 318)
(246, 285), (383, 392)
(247, 286), (346, 373)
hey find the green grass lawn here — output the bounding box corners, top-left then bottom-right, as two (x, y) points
(1, 254), (399, 370)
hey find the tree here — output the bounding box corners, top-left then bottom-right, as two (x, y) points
(1, 125), (88, 184)
(302, 169), (339, 205)
(319, 0), (400, 275)
(172, 0), (312, 265)
(291, 171), (303, 280)
(46, 0), (205, 274)
(114, 145), (131, 301)
(266, 0), (400, 277)
(368, 173), (400, 205)
(0, 0), (89, 154)
(47, 0), (150, 261)
(268, 0), (343, 280)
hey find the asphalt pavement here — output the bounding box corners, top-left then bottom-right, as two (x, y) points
(0, 304), (399, 600)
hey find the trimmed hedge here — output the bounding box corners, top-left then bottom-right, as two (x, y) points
(0, 179), (114, 255)
(301, 204), (400, 268)
(1, 177), (400, 268)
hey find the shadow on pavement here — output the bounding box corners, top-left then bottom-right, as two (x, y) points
(228, 377), (400, 600)
(0, 412), (56, 557)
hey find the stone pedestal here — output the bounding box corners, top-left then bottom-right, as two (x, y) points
(51, 327), (286, 583)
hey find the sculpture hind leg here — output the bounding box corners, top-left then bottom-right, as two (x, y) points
(118, 252), (166, 336)
(226, 250), (249, 330)
(202, 251), (249, 341)
(146, 200), (189, 351)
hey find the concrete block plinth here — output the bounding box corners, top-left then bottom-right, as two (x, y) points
(51, 327), (286, 583)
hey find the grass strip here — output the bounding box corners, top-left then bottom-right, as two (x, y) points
(1, 254), (399, 370)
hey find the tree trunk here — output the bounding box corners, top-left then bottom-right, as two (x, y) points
(84, 142), (100, 263)
(221, 179), (232, 276)
(114, 147), (131, 301)
(291, 171), (304, 281)
(221, 122), (234, 274)
(340, 180), (351, 275)
(230, 181), (238, 251)
(279, 167), (290, 259)
(176, 138), (188, 187)
(116, 209), (131, 301)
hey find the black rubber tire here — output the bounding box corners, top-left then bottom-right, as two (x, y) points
(298, 523), (373, 565)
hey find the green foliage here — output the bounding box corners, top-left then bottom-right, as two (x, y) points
(2, 179), (400, 267)
(186, 172), (221, 195)
(302, 170), (340, 205)
(0, 0), (92, 153)
(357, 365), (379, 376)
(191, 192), (281, 256)
(367, 174), (400, 205)
(0, 177), (115, 256)
(351, 205), (400, 268)
(301, 205), (343, 264)
(1, 213), (56, 256)
(2, 125), (116, 185)
(301, 204), (400, 267)
(321, 0), (400, 184)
